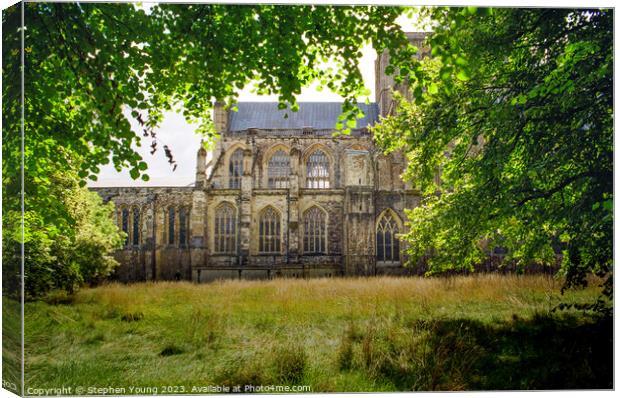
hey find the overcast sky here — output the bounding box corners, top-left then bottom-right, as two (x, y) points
(91, 14), (413, 188)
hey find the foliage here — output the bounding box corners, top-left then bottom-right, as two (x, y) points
(2, 167), (124, 299)
(372, 8), (612, 297)
(2, 3), (416, 191)
(2, 3), (417, 296)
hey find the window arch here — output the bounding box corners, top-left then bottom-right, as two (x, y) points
(179, 208), (189, 247)
(376, 211), (400, 262)
(214, 203), (237, 254)
(306, 149), (330, 188)
(268, 150), (290, 189)
(121, 208), (129, 246)
(303, 206), (326, 254)
(259, 207), (281, 254)
(132, 207), (140, 246)
(229, 148), (244, 189)
(168, 207), (175, 245)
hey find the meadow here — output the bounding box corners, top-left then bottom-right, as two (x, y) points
(21, 275), (612, 392)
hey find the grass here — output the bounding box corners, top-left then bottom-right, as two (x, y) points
(22, 275), (612, 392)
(2, 295), (22, 395)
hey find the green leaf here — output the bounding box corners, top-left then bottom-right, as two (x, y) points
(456, 68), (471, 81)
(428, 82), (439, 95)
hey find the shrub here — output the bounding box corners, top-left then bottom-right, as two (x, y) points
(2, 169), (124, 300)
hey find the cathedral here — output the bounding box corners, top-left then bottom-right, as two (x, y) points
(92, 33), (428, 282)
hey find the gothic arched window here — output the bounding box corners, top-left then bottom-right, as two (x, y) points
(121, 208), (129, 246)
(229, 149), (244, 189)
(179, 208), (189, 247)
(168, 207), (175, 245)
(214, 203), (236, 254)
(259, 207), (281, 254)
(376, 211), (400, 262)
(303, 206), (326, 254)
(132, 207), (140, 246)
(268, 150), (290, 189)
(306, 150), (330, 188)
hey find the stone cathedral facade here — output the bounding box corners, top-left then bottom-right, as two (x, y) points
(92, 33), (429, 282)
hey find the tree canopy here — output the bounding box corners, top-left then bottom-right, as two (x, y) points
(3, 3), (416, 195)
(2, 165), (124, 299)
(372, 8), (612, 300)
(3, 4), (612, 299)
(2, 2), (417, 296)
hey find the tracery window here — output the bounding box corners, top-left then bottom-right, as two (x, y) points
(121, 208), (129, 246)
(132, 207), (140, 246)
(168, 207), (175, 245)
(306, 150), (330, 188)
(179, 208), (188, 247)
(267, 150), (290, 189)
(229, 148), (244, 189)
(214, 203), (237, 254)
(376, 211), (400, 262)
(303, 206), (326, 254)
(259, 207), (281, 254)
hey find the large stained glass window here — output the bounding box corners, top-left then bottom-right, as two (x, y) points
(168, 207), (175, 245)
(376, 211), (400, 262)
(259, 206), (281, 254)
(303, 206), (326, 254)
(179, 208), (188, 247)
(122, 208), (129, 246)
(267, 150), (290, 189)
(229, 149), (244, 189)
(306, 150), (330, 188)
(132, 207), (140, 246)
(214, 203), (236, 254)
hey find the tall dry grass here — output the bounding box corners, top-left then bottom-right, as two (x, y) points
(74, 274), (575, 323)
(78, 274), (564, 305)
(24, 274), (610, 391)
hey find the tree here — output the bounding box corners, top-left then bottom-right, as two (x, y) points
(3, 3), (417, 193)
(3, 167), (124, 299)
(3, 2), (419, 296)
(372, 8), (612, 301)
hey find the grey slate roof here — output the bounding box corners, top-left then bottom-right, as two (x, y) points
(228, 102), (379, 131)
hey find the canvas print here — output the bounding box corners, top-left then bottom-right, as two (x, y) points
(1, 1), (613, 395)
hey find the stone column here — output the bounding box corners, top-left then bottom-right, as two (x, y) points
(343, 150), (376, 276)
(238, 148), (253, 265)
(154, 206), (166, 280)
(190, 190), (207, 279)
(213, 101), (229, 133)
(195, 143), (207, 188)
(287, 145), (301, 262)
(144, 204), (155, 281)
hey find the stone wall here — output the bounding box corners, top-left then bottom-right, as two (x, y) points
(93, 128), (417, 282)
(93, 32), (436, 283)
(92, 187), (195, 282)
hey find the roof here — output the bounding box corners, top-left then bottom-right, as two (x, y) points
(228, 102), (379, 131)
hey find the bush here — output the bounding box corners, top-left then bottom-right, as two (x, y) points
(2, 169), (124, 299)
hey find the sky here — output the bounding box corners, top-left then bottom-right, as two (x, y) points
(90, 12), (415, 188)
